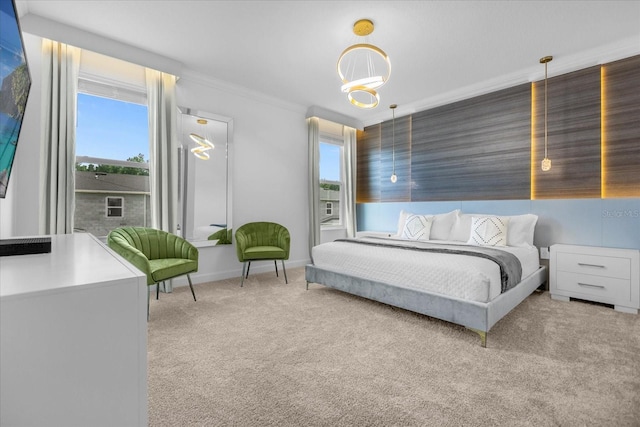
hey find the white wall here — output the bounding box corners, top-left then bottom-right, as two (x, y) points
(175, 74), (311, 282)
(0, 33), (43, 239)
(0, 31), (312, 285)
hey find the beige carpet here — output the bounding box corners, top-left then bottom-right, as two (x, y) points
(148, 267), (640, 427)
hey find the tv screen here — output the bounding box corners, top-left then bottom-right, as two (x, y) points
(0, 0), (31, 198)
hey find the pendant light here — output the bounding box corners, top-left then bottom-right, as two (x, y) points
(540, 56), (553, 172)
(190, 119), (214, 160)
(337, 19), (391, 109)
(390, 104), (397, 183)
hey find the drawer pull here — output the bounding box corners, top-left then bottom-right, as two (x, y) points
(578, 282), (605, 289)
(577, 263), (605, 268)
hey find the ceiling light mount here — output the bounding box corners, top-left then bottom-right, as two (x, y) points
(337, 18), (391, 109)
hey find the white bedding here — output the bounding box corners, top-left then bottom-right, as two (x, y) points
(311, 236), (540, 303)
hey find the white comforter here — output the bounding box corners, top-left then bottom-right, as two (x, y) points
(311, 236), (540, 303)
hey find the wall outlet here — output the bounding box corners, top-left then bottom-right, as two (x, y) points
(539, 246), (550, 260)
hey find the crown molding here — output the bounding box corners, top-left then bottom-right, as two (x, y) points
(179, 69), (306, 116)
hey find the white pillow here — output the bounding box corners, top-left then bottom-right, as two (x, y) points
(401, 214), (433, 241)
(430, 210), (459, 240)
(450, 212), (538, 246)
(396, 209), (459, 240)
(467, 216), (509, 246)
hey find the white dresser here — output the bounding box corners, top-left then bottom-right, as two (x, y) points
(0, 233), (148, 427)
(550, 244), (640, 314)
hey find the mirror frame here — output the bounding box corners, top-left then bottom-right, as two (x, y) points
(178, 106), (233, 246)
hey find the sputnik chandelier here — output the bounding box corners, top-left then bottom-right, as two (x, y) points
(190, 119), (214, 160)
(337, 19), (391, 109)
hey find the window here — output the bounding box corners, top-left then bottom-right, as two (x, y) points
(319, 138), (343, 227)
(325, 202), (333, 215)
(74, 90), (150, 237)
(106, 197), (123, 217)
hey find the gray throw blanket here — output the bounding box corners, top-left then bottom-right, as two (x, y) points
(335, 237), (523, 293)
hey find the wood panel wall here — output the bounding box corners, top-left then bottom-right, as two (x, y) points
(532, 66), (601, 199)
(356, 54), (640, 202)
(603, 55), (640, 198)
(411, 84), (530, 201)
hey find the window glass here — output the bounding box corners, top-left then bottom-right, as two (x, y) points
(74, 92), (149, 237)
(319, 140), (342, 227)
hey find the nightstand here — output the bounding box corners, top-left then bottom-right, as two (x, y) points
(550, 244), (640, 314)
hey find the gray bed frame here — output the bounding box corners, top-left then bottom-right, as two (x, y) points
(305, 264), (547, 347)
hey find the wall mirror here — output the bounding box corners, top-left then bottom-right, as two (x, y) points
(178, 107), (233, 245)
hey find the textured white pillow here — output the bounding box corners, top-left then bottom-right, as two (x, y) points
(450, 212), (538, 246)
(401, 214), (433, 241)
(467, 216), (509, 246)
(396, 209), (459, 240)
(429, 210), (459, 240)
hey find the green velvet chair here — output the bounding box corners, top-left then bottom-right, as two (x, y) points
(235, 222), (290, 287)
(107, 227), (198, 317)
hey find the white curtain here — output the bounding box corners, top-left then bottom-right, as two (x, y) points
(307, 117), (321, 258)
(343, 126), (357, 238)
(146, 69), (178, 292)
(39, 40), (81, 235)
(145, 69), (178, 233)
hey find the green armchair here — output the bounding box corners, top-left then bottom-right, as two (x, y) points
(107, 227), (198, 317)
(235, 222), (290, 287)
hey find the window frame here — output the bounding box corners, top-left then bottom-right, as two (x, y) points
(74, 75), (150, 236)
(106, 196), (124, 218)
(319, 135), (344, 229)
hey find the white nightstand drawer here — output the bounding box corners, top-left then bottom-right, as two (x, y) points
(556, 271), (631, 301)
(556, 252), (631, 280)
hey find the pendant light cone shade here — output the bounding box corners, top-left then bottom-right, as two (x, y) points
(540, 56), (553, 171)
(337, 19), (391, 109)
(390, 104), (397, 183)
(190, 119), (214, 160)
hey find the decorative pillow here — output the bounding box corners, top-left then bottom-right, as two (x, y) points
(397, 209), (459, 240)
(429, 210), (459, 240)
(401, 214), (433, 241)
(450, 212), (538, 246)
(467, 216), (509, 246)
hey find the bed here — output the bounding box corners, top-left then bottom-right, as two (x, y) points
(305, 210), (547, 347)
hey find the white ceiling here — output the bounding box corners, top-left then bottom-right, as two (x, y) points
(17, 0), (640, 126)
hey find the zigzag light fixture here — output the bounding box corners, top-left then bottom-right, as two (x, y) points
(190, 119), (214, 160)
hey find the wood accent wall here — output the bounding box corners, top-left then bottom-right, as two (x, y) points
(356, 54), (640, 202)
(356, 126), (380, 202)
(411, 84), (530, 201)
(602, 55), (640, 198)
(532, 66), (601, 199)
(380, 115), (411, 202)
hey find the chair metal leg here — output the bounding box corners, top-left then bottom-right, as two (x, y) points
(282, 260), (288, 284)
(186, 274), (196, 301)
(241, 262), (247, 287)
(274, 260), (279, 277)
(157, 282), (161, 300)
(147, 286), (150, 321)
(246, 261), (251, 278)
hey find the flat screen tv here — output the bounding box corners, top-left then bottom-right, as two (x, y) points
(0, 0), (31, 198)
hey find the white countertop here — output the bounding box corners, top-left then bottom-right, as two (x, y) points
(0, 233), (145, 298)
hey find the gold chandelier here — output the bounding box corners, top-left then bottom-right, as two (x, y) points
(337, 19), (391, 109)
(190, 119), (214, 160)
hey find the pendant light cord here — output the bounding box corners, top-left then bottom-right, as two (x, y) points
(544, 61), (548, 159)
(392, 107), (396, 174)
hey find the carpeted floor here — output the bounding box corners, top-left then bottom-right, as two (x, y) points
(147, 267), (640, 427)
